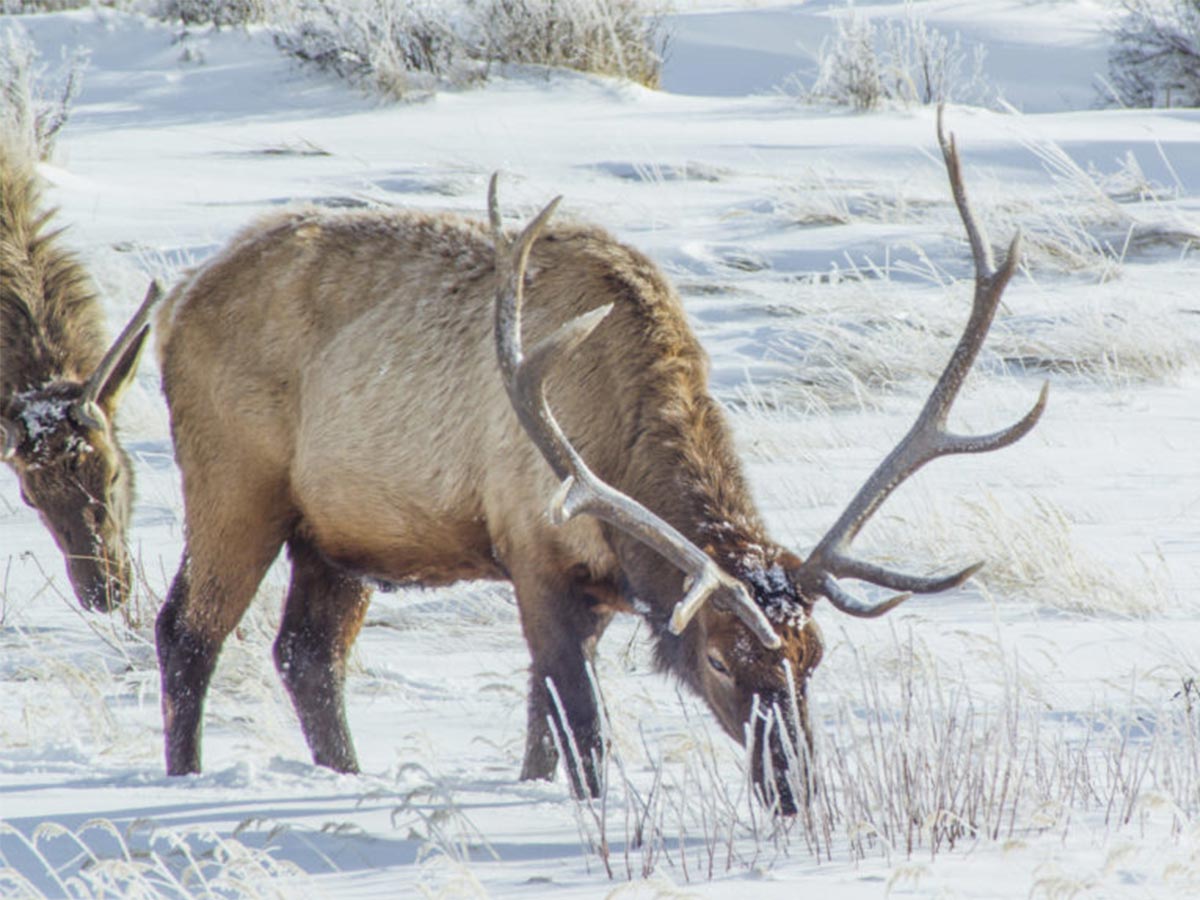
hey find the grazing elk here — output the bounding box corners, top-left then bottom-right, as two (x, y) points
(155, 113), (1044, 812)
(0, 142), (161, 612)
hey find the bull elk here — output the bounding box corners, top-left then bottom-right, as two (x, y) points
(155, 112), (1044, 812)
(0, 142), (161, 611)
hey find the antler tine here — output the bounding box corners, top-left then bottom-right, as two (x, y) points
(489, 174), (781, 649)
(936, 104), (992, 277)
(487, 173), (506, 246)
(791, 112), (1048, 616)
(75, 279), (164, 428)
(818, 574), (912, 619)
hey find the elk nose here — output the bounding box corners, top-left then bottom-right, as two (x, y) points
(89, 553), (129, 612)
(97, 579), (123, 612)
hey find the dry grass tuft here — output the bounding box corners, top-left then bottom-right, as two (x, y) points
(861, 493), (1173, 618)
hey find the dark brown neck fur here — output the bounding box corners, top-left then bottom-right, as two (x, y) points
(1, 147), (107, 410)
(571, 234), (779, 648)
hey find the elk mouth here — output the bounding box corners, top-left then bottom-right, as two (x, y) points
(68, 549), (131, 612)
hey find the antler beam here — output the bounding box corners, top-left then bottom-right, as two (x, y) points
(785, 106), (1048, 618)
(489, 174), (781, 649)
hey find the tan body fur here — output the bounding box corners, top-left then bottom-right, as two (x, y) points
(159, 120), (1038, 812)
(157, 204), (819, 803)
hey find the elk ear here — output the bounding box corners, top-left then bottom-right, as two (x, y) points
(778, 549), (807, 586)
(73, 281), (163, 431)
(0, 416), (20, 462)
(779, 550), (805, 570)
(95, 325), (150, 416)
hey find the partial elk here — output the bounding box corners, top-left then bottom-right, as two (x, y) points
(1, 143), (161, 612)
(154, 112), (1043, 812)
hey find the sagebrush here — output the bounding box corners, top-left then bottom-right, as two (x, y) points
(272, 0), (667, 99)
(470, 0), (667, 88)
(1107, 0), (1200, 107)
(0, 1), (93, 11)
(798, 3), (990, 110)
(154, 0), (268, 29)
(272, 0), (465, 99)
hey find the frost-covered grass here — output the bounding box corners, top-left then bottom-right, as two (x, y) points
(385, 620), (1200, 887)
(7, 579), (1200, 892)
(0, 817), (313, 899)
(863, 492), (1175, 618)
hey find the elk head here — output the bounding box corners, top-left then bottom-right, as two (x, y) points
(2, 282), (162, 611)
(491, 109), (1046, 814)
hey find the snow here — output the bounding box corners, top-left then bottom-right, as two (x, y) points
(663, 0), (1114, 111)
(2, 1), (1200, 897)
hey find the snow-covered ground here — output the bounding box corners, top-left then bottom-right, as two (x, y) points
(2, 2), (1200, 896)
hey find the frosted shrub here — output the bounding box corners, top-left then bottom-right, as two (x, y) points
(802, 3), (990, 110)
(0, 25), (87, 161)
(273, 0), (466, 99)
(0, 1), (94, 11)
(1107, 0), (1200, 107)
(154, 0), (268, 28)
(885, 11), (989, 105)
(273, 0), (667, 99)
(809, 12), (883, 111)
(469, 0), (668, 88)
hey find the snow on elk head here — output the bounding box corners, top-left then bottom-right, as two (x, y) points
(2, 306), (155, 612)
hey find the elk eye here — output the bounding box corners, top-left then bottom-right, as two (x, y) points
(707, 653), (731, 677)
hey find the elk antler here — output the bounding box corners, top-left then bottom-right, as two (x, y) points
(779, 106), (1048, 619)
(72, 280), (164, 431)
(489, 174), (781, 649)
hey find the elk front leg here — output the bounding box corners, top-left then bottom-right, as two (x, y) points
(157, 562), (215, 776)
(513, 564), (615, 798)
(157, 473), (291, 775)
(274, 536), (370, 773)
(157, 545), (282, 775)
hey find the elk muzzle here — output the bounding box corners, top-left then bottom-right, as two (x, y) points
(62, 526), (131, 612)
(747, 688), (813, 817)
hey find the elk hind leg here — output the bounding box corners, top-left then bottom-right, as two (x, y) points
(274, 536), (370, 773)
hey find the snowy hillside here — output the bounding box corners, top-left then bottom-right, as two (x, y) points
(2, 2), (1200, 897)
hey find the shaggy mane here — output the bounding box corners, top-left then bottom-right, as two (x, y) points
(0, 145), (106, 407)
